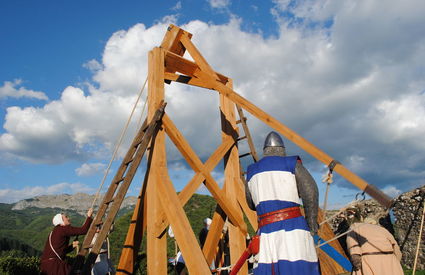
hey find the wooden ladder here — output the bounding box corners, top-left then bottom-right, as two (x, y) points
(71, 102), (166, 275)
(236, 104), (258, 167)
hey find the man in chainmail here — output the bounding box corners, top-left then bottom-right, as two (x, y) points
(245, 131), (320, 274)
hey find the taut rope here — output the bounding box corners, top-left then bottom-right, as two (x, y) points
(90, 77), (148, 209)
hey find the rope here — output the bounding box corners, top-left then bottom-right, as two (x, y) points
(322, 181), (331, 212)
(90, 76), (148, 209)
(319, 198), (361, 226)
(136, 91), (148, 130)
(315, 228), (353, 248)
(412, 198), (425, 275)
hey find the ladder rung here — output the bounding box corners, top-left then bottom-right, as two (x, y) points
(134, 140), (142, 148)
(239, 152), (251, 158)
(236, 117), (247, 124)
(113, 178), (125, 185)
(83, 245), (93, 249)
(124, 158), (134, 165)
(237, 136), (247, 141)
(104, 199), (114, 205)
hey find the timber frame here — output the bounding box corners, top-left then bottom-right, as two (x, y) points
(112, 24), (393, 274)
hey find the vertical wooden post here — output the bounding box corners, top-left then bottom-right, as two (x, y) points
(116, 178), (147, 274)
(146, 47), (167, 274)
(220, 80), (247, 273)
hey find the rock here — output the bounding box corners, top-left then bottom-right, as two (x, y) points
(326, 185), (425, 270)
(12, 193), (137, 215)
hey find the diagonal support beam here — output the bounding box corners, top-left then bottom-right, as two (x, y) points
(154, 136), (235, 236)
(156, 171), (211, 274)
(195, 70), (393, 208)
(162, 114), (247, 234)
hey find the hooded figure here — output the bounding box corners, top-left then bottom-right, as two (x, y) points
(346, 217), (403, 275)
(245, 131), (320, 274)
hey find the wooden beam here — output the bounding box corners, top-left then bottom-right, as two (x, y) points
(160, 24), (192, 57)
(202, 203), (227, 265)
(180, 33), (218, 78)
(164, 51), (229, 85)
(164, 72), (215, 89)
(154, 136), (235, 236)
(197, 71), (393, 208)
(236, 177), (258, 231)
(162, 114), (247, 234)
(146, 47), (167, 274)
(156, 172), (212, 274)
(116, 171), (148, 274)
(219, 81), (247, 272)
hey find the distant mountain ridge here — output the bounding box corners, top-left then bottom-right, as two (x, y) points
(12, 193), (138, 215)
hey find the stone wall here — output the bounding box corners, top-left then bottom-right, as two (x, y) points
(327, 185), (425, 270)
(393, 185), (425, 270)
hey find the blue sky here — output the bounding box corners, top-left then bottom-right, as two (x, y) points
(1, 0), (425, 209)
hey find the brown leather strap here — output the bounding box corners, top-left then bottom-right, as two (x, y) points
(258, 207), (302, 228)
(361, 251), (393, 256)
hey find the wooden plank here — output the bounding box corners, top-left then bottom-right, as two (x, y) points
(160, 24), (192, 57)
(154, 136), (235, 236)
(116, 171), (148, 274)
(236, 177), (258, 231)
(197, 70), (392, 208)
(146, 47), (167, 274)
(203, 203), (227, 265)
(156, 172), (212, 274)
(162, 114), (247, 234)
(164, 72), (215, 89)
(180, 33), (218, 78)
(219, 84), (247, 273)
(165, 51), (229, 85)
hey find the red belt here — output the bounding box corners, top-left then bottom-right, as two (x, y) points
(258, 207), (302, 228)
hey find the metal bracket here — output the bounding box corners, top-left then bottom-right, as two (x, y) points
(328, 159), (340, 172)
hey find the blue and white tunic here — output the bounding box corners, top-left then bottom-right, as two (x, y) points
(247, 156), (319, 275)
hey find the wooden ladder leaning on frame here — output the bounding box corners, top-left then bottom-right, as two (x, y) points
(70, 102), (166, 274)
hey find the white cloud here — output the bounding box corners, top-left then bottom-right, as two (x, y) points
(382, 185), (402, 198)
(172, 1), (182, 11)
(0, 182), (94, 203)
(75, 162), (106, 176)
(83, 59), (103, 72)
(1, 0), (425, 195)
(208, 0), (230, 9)
(0, 79), (48, 100)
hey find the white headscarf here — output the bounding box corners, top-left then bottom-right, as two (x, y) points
(204, 218), (212, 230)
(53, 213), (64, 226)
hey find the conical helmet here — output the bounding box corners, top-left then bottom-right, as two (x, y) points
(263, 131), (285, 149)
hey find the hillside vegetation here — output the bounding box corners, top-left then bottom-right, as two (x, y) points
(0, 193), (217, 274)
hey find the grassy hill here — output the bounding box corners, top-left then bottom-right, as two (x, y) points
(0, 203), (85, 255)
(0, 192), (217, 271)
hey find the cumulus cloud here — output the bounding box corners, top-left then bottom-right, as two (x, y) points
(208, 0), (230, 9)
(1, 0), (425, 196)
(75, 162), (106, 176)
(0, 79), (48, 100)
(0, 182), (94, 203)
